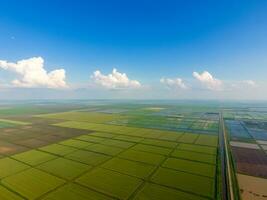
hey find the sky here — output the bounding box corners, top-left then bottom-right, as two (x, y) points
(0, 0), (267, 100)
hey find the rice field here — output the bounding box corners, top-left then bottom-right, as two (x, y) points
(0, 103), (220, 200)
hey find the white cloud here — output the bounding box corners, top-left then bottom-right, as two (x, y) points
(193, 71), (223, 90)
(243, 80), (257, 87)
(160, 77), (187, 89)
(91, 68), (141, 89)
(0, 57), (67, 88)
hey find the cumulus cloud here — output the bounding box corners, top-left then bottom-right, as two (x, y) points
(160, 77), (187, 89)
(0, 57), (67, 88)
(91, 68), (141, 89)
(193, 71), (223, 90)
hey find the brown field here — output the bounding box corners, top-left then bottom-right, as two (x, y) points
(232, 147), (267, 178)
(0, 117), (92, 157)
(237, 173), (267, 200)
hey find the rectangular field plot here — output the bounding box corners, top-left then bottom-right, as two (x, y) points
(151, 167), (214, 198)
(134, 183), (208, 200)
(40, 111), (124, 123)
(59, 139), (93, 149)
(230, 141), (260, 149)
(100, 139), (135, 149)
(84, 143), (124, 156)
(75, 135), (107, 143)
(177, 143), (217, 155)
(131, 143), (172, 155)
(76, 168), (142, 199)
(231, 146), (267, 178)
(171, 149), (216, 164)
(14, 138), (49, 148)
(11, 150), (56, 166)
(0, 141), (29, 156)
(114, 135), (144, 143)
(37, 157), (91, 180)
(226, 120), (251, 140)
(119, 149), (165, 165)
(65, 150), (111, 166)
(0, 158), (30, 178)
(2, 168), (65, 200)
(39, 144), (77, 156)
(237, 173), (267, 200)
(42, 183), (114, 200)
(140, 138), (177, 149)
(162, 158), (216, 178)
(178, 133), (199, 143)
(248, 129), (267, 140)
(54, 121), (121, 133)
(157, 132), (183, 141)
(89, 131), (116, 138)
(0, 185), (24, 200)
(195, 135), (218, 147)
(102, 157), (155, 179)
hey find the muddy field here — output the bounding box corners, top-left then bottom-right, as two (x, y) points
(232, 147), (267, 178)
(237, 173), (267, 200)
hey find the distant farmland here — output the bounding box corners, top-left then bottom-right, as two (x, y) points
(0, 101), (266, 199)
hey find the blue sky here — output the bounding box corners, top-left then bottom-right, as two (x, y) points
(0, 0), (267, 99)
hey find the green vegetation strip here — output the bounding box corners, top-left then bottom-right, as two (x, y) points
(0, 118), (30, 125)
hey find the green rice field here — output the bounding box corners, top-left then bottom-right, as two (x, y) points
(0, 101), (224, 200)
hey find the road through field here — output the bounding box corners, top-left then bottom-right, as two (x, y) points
(219, 112), (234, 200)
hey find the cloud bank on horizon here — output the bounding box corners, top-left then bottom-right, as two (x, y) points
(0, 56), (262, 99)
